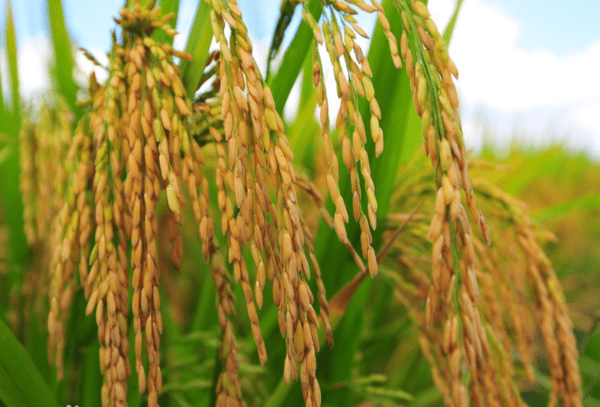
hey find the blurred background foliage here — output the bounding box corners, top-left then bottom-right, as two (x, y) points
(0, 0), (598, 406)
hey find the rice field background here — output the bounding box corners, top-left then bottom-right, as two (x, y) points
(0, 0), (598, 406)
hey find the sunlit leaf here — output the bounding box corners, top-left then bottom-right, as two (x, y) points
(266, 0), (298, 80)
(180, 1), (212, 98)
(46, 0), (78, 114)
(268, 0), (322, 114)
(154, 0), (180, 45)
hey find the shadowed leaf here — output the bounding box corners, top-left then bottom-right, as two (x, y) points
(266, 0), (299, 80)
(0, 319), (59, 407)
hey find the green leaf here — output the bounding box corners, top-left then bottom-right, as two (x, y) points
(584, 396), (600, 407)
(582, 318), (600, 401)
(46, 0), (79, 114)
(409, 386), (443, 407)
(265, 377), (291, 407)
(268, 0), (322, 115)
(532, 191), (600, 222)
(0, 72), (5, 124)
(154, 0), (180, 45)
(362, 385), (413, 401)
(372, 0), (430, 215)
(78, 340), (101, 407)
(1, 0), (28, 283)
(265, 0), (298, 80)
(180, 1), (213, 98)
(299, 46), (314, 107)
(0, 318), (60, 407)
(0, 44), (4, 110)
(287, 53), (319, 158)
(442, 0), (465, 45)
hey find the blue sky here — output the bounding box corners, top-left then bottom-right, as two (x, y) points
(4, 0), (599, 55)
(2, 0), (600, 156)
(484, 0), (600, 56)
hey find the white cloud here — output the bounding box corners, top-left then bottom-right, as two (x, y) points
(574, 103), (600, 156)
(13, 36), (109, 99)
(173, 1), (196, 52)
(16, 35), (52, 99)
(428, 0), (600, 156)
(75, 47), (109, 86)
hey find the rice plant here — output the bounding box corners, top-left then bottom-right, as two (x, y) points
(0, 0), (590, 406)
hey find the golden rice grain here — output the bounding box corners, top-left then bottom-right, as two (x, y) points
(26, 2), (583, 407)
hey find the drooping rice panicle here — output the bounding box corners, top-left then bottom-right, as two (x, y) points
(205, 1), (341, 404)
(302, 0), (383, 279)
(14, 1), (582, 406)
(116, 4), (199, 403)
(210, 254), (245, 406)
(377, 0), (495, 404)
(47, 105), (94, 380)
(474, 180), (582, 407)
(87, 49), (130, 406)
(384, 154), (582, 406)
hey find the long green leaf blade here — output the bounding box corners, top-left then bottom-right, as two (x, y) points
(153, 0), (180, 45)
(180, 1), (213, 98)
(46, 0), (78, 114)
(0, 69), (5, 123)
(1, 0), (28, 271)
(443, 0), (465, 45)
(0, 74), (5, 124)
(582, 318), (600, 401)
(265, 0), (298, 80)
(0, 318), (60, 407)
(268, 0), (322, 114)
(532, 191), (600, 222)
(369, 0), (424, 217)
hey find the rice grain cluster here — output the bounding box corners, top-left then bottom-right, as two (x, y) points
(9, 1), (583, 407)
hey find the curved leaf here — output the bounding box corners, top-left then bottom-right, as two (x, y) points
(0, 318), (59, 407)
(443, 0), (465, 45)
(1, 0), (28, 271)
(46, 0), (78, 114)
(180, 1), (213, 98)
(265, 0), (298, 80)
(268, 0), (322, 114)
